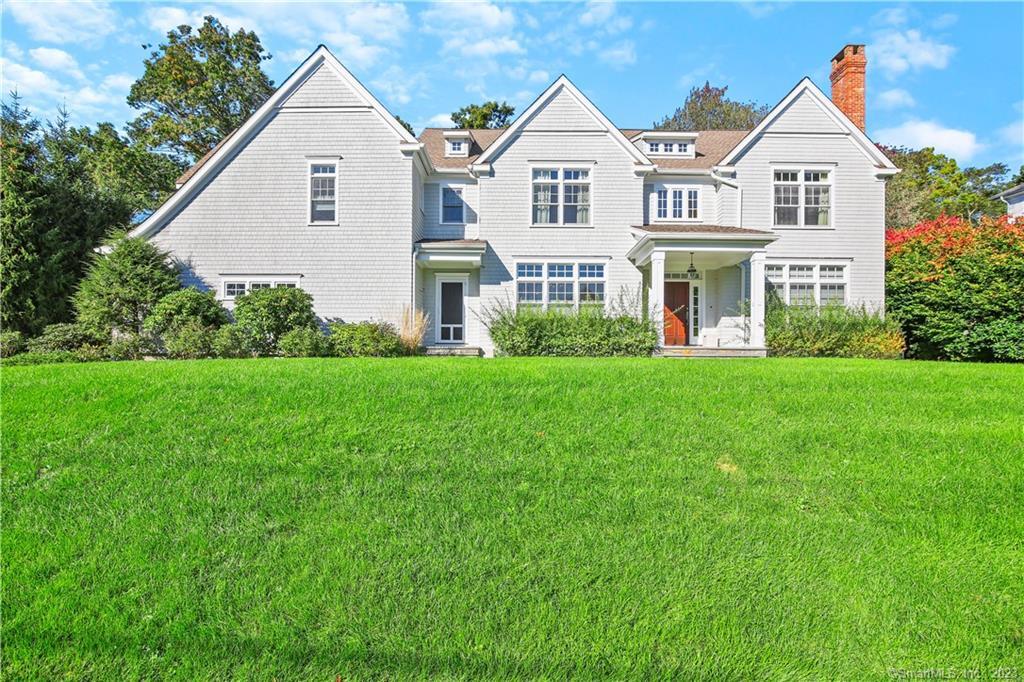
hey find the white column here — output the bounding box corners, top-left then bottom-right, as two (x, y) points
(650, 251), (666, 347)
(749, 251), (766, 348)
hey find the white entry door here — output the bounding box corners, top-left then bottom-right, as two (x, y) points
(437, 275), (467, 344)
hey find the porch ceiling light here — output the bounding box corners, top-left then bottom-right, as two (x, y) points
(686, 252), (698, 277)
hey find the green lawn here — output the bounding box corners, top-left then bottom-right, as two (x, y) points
(3, 358), (1023, 679)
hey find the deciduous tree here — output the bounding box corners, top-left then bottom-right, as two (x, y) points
(451, 101), (515, 129)
(654, 82), (770, 131)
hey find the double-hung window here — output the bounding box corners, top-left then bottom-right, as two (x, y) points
(765, 263), (847, 306)
(515, 261), (606, 310)
(309, 162), (338, 223)
(656, 189), (668, 219)
(773, 168), (832, 227)
(532, 167), (591, 226)
(441, 186), (465, 224)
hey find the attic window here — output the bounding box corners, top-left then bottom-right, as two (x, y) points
(445, 136), (470, 158)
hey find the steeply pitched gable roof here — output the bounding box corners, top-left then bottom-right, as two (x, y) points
(131, 45), (417, 239)
(718, 77), (897, 171)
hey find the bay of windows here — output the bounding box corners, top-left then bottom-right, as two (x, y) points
(766, 263), (847, 306)
(516, 261), (606, 309)
(655, 186), (700, 220)
(773, 168), (832, 227)
(532, 167), (591, 226)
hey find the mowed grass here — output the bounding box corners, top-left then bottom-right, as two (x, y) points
(3, 358), (1023, 679)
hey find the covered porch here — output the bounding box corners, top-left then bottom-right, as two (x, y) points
(627, 225), (778, 354)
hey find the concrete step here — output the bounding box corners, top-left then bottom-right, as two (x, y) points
(423, 346), (484, 357)
(658, 346), (767, 358)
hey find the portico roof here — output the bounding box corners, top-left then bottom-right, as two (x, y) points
(414, 239), (487, 268)
(626, 224), (777, 267)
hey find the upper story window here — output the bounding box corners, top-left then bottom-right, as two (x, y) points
(649, 142), (661, 153)
(643, 135), (697, 158)
(441, 186), (465, 224)
(654, 185), (701, 221)
(532, 167), (591, 227)
(309, 162), (338, 224)
(773, 168), (832, 228)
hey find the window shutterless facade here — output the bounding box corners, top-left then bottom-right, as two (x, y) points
(308, 161), (338, 224)
(515, 260), (607, 310)
(531, 167), (592, 226)
(441, 186), (465, 224)
(653, 185), (701, 222)
(773, 168), (832, 227)
(765, 263), (848, 306)
(221, 277), (302, 300)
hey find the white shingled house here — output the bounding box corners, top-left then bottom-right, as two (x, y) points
(129, 43), (897, 357)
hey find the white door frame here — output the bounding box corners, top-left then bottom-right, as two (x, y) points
(435, 273), (469, 344)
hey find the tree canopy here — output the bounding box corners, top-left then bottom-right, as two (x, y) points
(880, 146), (1012, 227)
(1, 96), (177, 335)
(654, 82), (770, 131)
(127, 16), (275, 164)
(451, 101), (515, 129)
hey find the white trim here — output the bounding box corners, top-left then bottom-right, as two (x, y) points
(718, 77), (897, 170)
(764, 260), (851, 306)
(529, 163), (594, 228)
(770, 165), (835, 230)
(512, 258), (609, 312)
(129, 45), (417, 240)
(435, 274), (469, 344)
(220, 275), (302, 301)
(473, 76), (652, 168)
(307, 158), (340, 225)
(651, 183), (703, 223)
(438, 182), (466, 225)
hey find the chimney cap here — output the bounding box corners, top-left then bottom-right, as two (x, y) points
(832, 44), (866, 65)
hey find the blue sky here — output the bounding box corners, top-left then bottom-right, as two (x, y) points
(2, 1), (1021, 169)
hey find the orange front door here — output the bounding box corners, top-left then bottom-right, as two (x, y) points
(663, 282), (689, 346)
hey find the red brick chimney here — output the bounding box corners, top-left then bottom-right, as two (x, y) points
(830, 44), (866, 132)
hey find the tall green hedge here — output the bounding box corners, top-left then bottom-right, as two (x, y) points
(484, 303), (657, 357)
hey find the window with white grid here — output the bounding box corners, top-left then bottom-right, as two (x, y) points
(222, 277), (302, 300)
(515, 261), (607, 310)
(653, 185), (701, 221)
(532, 167), (591, 226)
(773, 168), (832, 228)
(309, 162), (337, 223)
(765, 263), (848, 306)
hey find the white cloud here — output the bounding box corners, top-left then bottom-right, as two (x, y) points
(0, 58), (63, 93)
(677, 64), (717, 90)
(931, 13), (958, 29)
(873, 7), (909, 26)
(528, 70), (550, 84)
(1000, 119), (1023, 147)
(370, 66), (426, 107)
(324, 32), (387, 70)
(4, 42), (25, 60)
(29, 47), (84, 81)
(875, 120), (983, 161)
(425, 112), (454, 128)
(579, 1), (631, 34)
(443, 37), (523, 59)
(871, 29), (955, 78)
(878, 88), (916, 109)
(6, 0), (118, 45)
(738, 2), (791, 19)
(599, 41), (636, 68)
(421, 1), (515, 34)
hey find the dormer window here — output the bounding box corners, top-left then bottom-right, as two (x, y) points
(641, 133), (698, 159)
(444, 131), (470, 157)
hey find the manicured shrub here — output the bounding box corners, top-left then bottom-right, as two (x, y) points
(27, 323), (103, 353)
(328, 321), (404, 357)
(766, 303), (904, 359)
(212, 324), (250, 359)
(278, 327), (329, 357)
(163, 320), (216, 359)
(0, 331), (26, 358)
(144, 288), (228, 337)
(2, 351), (81, 366)
(483, 303), (658, 357)
(74, 238), (181, 336)
(886, 215), (1024, 361)
(105, 334), (158, 361)
(232, 287), (317, 355)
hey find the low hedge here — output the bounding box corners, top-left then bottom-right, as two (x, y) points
(1, 331), (26, 358)
(766, 303), (905, 359)
(328, 321), (404, 357)
(279, 327), (329, 357)
(484, 304), (658, 357)
(26, 323), (104, 353)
